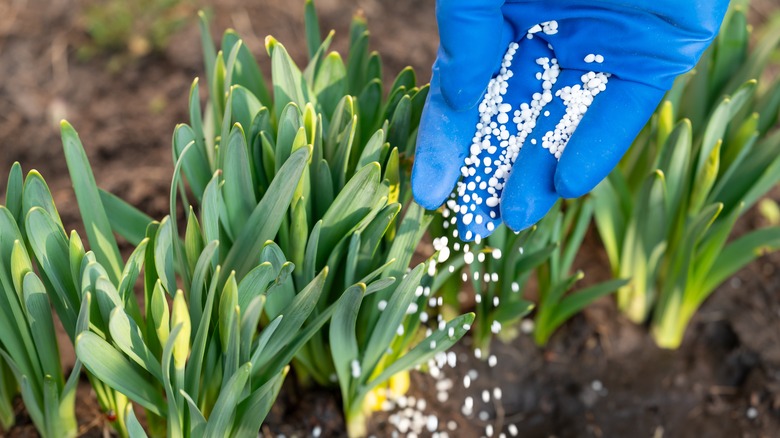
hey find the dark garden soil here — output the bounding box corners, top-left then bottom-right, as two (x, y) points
(2, 0), (780, 437)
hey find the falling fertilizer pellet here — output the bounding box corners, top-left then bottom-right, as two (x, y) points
(350, 360), (361, 378)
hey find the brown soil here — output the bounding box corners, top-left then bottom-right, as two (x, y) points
(2, 0), (780, 437)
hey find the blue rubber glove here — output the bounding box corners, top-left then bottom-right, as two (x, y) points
(412, 0), (730, 239)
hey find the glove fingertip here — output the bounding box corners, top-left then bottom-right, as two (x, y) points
(500, 196), (557, 233)
(554, 168), (593, 200)
(412, 181), (451, 211)
(411, 164), (455, 210)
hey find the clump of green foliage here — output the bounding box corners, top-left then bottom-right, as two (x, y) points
(80, 0), (194, 61)
(63, 121), (332, 437)
(594, 1), (780, 348)
(0, 158), (134, 437)
(530, 200), (628, 346)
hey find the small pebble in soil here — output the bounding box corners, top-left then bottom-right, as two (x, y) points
(747, 407), (758, 419)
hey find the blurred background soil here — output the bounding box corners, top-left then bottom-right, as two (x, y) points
(2, 0), (780, 436)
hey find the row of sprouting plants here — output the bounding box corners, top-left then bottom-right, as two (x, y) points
(1, 0), (780, 436)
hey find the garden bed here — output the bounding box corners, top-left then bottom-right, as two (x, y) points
(1, 0), (779, 436)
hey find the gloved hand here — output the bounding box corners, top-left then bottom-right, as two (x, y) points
(412, 0), (730, 240)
